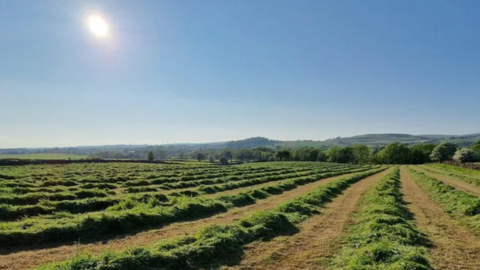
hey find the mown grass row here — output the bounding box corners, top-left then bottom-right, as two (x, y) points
(0, 166), (369, 221)
(429, 164), (480, 179)
(0, 167), (382, 247)
(0, 166), (364, 221)
(408, 168), (480, 234)
(0, 166), (287, 188)
(0, 188), (115, 206)
(332, 168), (432, 270)
(409, 169), (480, 216)
(420, 165), (480, 187)
(38, 168), (385, 270)
(124, 168), (320, 191)
(122, 167), (318, 187)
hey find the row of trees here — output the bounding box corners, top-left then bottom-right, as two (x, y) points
(168, 140), (480, 165)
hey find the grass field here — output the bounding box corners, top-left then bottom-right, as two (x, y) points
(0, 153), (88, 160)
(1, 162), (480, 269)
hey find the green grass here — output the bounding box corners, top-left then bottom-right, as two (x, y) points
(332, 168), (432, 270)
(38, 168), (386, 270)
(409, 168), (480, 237)
(0, 153), (87, 160)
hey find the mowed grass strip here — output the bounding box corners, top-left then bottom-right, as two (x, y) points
(38, 168), (385, 270)
(0, 166), (368, 222)
(408, 168), (480, 235)
(332, 168), (432, 270)
(0, 167), (376, 248)
(429, 164), (480, 180)
(420, 164), (480, 187)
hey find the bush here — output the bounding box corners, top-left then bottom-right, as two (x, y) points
(453, 148), (480, 163)
(430, 142), (457, 162)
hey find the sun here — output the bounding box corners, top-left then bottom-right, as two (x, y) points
(88, 14), (109, 37)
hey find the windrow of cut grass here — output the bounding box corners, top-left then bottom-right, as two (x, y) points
(408, 168), (480, 234)
(38, 168), (386, 270)
(0, 167), (380, 247)
(0, 166), (364, 221)
(0, 188), (116, 206)
(421, 165), (480, 187)
(429, 164), (480, 180)
(121, 167), (318, 188)
(332, 168), (432, 270)
(124, 168), (320, 192)
(0, 165), (368, 221)
(409, 168), (480, 216)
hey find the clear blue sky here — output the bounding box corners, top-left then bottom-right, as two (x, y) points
(1, 0), (479, 148)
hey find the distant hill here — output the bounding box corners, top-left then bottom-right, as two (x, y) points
(276, 133), (480, 148)
(1, 133), (479, 157)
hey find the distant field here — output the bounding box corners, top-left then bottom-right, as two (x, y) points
(0, 153), (87, 160)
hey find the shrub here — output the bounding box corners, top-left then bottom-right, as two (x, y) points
(453, 148), (480, 163)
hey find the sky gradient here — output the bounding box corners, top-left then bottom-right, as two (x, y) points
(1, 0), (480, 148)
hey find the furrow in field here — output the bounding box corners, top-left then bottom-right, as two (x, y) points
(413, 165), (480, 197)
(222, 168), (393, 270)
(0, 169), (377, 270)
(400, 167), (480, 269)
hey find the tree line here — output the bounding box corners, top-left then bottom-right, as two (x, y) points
(146, 141), (480, 165)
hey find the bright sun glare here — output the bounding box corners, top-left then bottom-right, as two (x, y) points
(88, 14), (109, 37)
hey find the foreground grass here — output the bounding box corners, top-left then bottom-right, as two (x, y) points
(332, 168), (432, 270)
(0, 167), (375, 247)
(409, 168), (480, 236)
(38, 169), (386, 270)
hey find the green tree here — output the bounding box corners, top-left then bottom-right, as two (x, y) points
(453, 148), (479, 163)
(375, 143), (410, 164)
(326, 146), (355, 163)
(223, 149), (234, 162)
(147, 151), (154, 161)
(326, 146), (341, 163)
(307, 149), (319, 161)
(219, 156), (229, 165)
(471, 141), (480, 157)
(196, 152), (206, 162)
(353, 145), (370, 164)
(430, 142), (457, 162)
(409, 144), (435, 164)
(317, 150), (327, 162)
(276, 150), (291, 161)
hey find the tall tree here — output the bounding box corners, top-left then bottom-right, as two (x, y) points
(471, 141), (480, 157)
(276, 150), (291, 161)
(353, 145), (370, 164)
(409, 144), (435, 164)
(196, 152), (206, 162)
(430, 142), (457, 162)
(375, 143), (410, 164)
(453, 148), (479, 163)
(147, 151), (154, 161)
